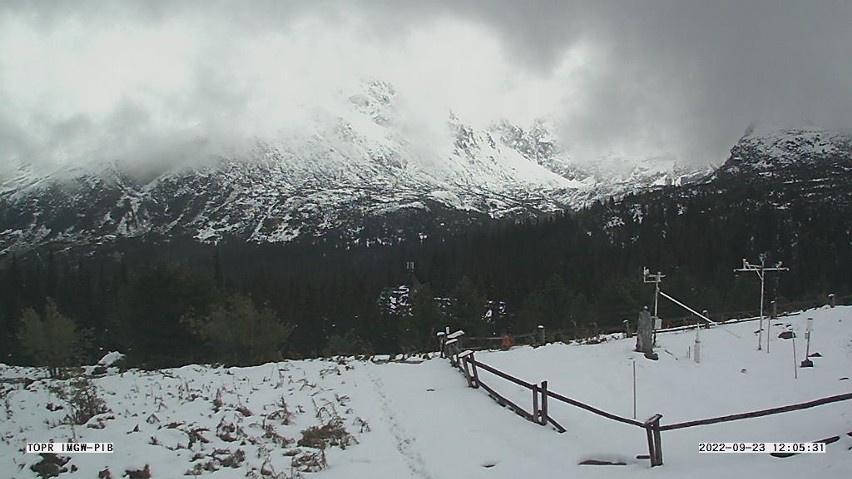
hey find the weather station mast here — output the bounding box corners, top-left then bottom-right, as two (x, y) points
(642, 268), (665, 325)
(734, 257), (789, 352)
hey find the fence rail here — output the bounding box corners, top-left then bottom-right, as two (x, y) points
(544, 389), (643, 427)
(470, 358), (535, 389)
(660, 392), (852, 431)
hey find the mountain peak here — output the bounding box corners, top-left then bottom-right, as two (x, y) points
(0, 78), (711, 255)
(738, 124), (852, 156)
(712, 124), (852, 182)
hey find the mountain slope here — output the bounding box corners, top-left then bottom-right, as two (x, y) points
(0, 80), (702, 255)
(709, 125), (852, 208)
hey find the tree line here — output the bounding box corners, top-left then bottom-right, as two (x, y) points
(1, 172), (850, 370)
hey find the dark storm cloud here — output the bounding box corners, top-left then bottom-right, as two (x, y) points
(426, 0), (852, 164)
(1, 0), (851, 174)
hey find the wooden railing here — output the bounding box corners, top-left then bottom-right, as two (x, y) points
(659, 392), (852, 431)
(440, 329), (852, 468)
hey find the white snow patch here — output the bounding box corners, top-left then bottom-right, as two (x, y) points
(1, 307), (850, 479)
(97, 352), (125, 367)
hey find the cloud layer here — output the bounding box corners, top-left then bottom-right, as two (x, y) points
(2, 0), (851, 176)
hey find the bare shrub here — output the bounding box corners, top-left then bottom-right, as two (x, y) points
(291, 450), (327, 473)
(30, 453), (71, 479)
(297, 418), (356, 450)
(57, 378), (110, 426)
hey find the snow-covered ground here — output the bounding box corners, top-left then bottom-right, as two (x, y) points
(2, 306), (851, 478)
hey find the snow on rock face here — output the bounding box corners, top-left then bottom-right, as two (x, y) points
(723, 125), (852, 174)
(0, 78), (706, 254)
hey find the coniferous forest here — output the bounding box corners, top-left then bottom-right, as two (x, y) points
(1, 176), (850, 369)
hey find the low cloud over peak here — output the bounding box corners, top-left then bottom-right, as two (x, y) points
(1, 0), (851, 176)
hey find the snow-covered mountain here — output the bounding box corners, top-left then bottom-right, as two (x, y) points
(716, 124), (852, 176)
(707, 124), (852, 208)
(0, 79), (706, 254)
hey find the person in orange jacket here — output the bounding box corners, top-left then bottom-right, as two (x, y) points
(501, 332), (513, 350)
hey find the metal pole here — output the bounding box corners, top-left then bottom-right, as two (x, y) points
(653, 275), (660, 346)
(632, 359), (637, 419)
(805, 318), (813, 357)
(694, 326), (701, 364)
(654, 276), (660, 322)
(792, 333), (798, 379)
(801, 318), (814, 368)
(759, 269), (765, 351)
(735, 258), (788, 352)
(805, 330), (811, 358)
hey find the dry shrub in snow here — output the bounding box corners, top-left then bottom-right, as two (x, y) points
(50, 377), (111, 426)
(30, 453), (71, 479)
(291, 450), (327, 473)
(297, 418), (356, 450)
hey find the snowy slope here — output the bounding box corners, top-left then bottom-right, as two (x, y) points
(715, 125), (852, 177)
(2, 306), (851, 478)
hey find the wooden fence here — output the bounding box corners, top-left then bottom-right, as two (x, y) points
(441, 330), (852, 468)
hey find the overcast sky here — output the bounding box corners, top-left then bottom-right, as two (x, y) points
(2, 0), (851, 176)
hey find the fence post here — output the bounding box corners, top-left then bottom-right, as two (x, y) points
(532, 384), (540, 423)
(540, 381), (549, 426)
(452, 344), (460, 369)
(644, 424), (654, 465)
(644, 414), (663, 467)
(460, 353), (474, 387)
(652, 417), (663, 466)
(446, 340), (458, 367)
(469, 352), (480, 388)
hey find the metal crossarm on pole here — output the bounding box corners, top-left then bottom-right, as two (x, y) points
(734, 258), (789, 352)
